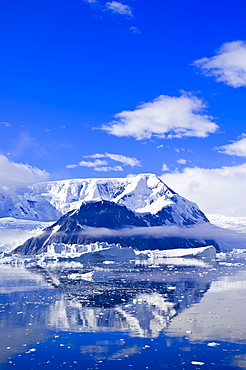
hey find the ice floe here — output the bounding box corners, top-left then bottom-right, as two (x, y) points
(0, 241), (218, 266)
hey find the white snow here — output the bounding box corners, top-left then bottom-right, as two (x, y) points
(0, 174), (207, 225)
(208, 214), (246, 233)
(44, 242), (136, 261)
(44, 243), (216, 261)
(0, 184), (61, 221)
(1, 174), (246, 257)
(207, 342), (220, 347)
(208, 214), (246, 251)
(135, 245), (216, 259)
(191, 361), (204, 366)
(42, 224), (62, 248)
(0, 217), (52, 253)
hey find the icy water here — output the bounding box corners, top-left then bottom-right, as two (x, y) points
(1, 255), (246, 369)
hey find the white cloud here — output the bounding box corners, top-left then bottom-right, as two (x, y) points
(66, 159), (107, 169)
(106, 153), (140, 166)
(161, 163), (246, 217)
(66, 164), (78, 169)
(193, 41), (246, 88)
(105, 1), (133, 16)
(161, 164), (169, 172)
(84, 152), (141, 167)
(0, 122), (11, 127)
(177, 158), (187, 164)
(174, 147), (192, 153)
(83, 153), (102, 159)
(0, 155), (49, 184)
(66, 153), (140, 172)
(129, 26), (140, 34)
(217, 135), (246, 157)
(78, 159), (108, 167)
(94, 165), (123, 172)
(102, 94), (218, 140)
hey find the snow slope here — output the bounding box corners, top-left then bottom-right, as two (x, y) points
(208, 214), (246, 233)
(0, 218), (51, 253)
(31, 174), (177, 215)
(0, 174), (208, 225)
(0, 184), (61, 221)
(13, 200), (219, 255)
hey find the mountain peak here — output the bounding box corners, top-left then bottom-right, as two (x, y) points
(1, 174), (204, 225)
(11, 174), (219, 255)
(13, 199), (219, 255)
(31, 173), (179, 217)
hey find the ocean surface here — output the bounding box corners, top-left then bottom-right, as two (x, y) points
(1, 254), (246, 369)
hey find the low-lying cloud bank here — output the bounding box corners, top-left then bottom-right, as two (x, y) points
(75, 223), (246, 242)
(0, 155), (49, 185)
(161, 163), (246, 217)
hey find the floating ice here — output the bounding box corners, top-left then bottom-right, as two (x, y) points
(207, 342), (220, 347)
(43, 242), (136, 261)
(0, 242), (218, 266)
(191, 361), (205, 365)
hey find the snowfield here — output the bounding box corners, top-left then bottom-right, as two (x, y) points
(208, 214), (246, 233)
(0, 218), (51, 253)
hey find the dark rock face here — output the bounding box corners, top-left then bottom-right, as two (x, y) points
(13, 200), (220, 255)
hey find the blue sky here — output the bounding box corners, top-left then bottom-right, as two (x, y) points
(1, 0), (246, 215)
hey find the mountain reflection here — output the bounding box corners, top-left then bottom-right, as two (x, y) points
(30, 261), (211, 338)
(1, 258), (246, 368)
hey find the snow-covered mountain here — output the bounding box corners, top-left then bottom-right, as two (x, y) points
(208, 214), (246, 234)
(13, 199), (219, 255)
(0, 183), (61, 221)
(1, 174), (208, 225)
(2, 174), (221, 254)
(0, 217), (52, 253)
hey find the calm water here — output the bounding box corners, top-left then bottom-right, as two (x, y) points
(1, 255), (246, 369)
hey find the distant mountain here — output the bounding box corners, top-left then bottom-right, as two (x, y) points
(1, 174), (209, 224)
(0, 182), (61, 221)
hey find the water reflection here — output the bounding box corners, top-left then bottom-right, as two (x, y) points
(1, 257), (246, 369)
(28, 260), (212, 338)
(167, 269), (246, 344)
(0, 265), (58, 363)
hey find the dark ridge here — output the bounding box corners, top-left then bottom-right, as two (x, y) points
(13, 200), (220, 255)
